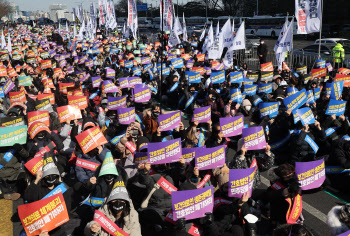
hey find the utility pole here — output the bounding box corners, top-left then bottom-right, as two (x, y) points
(317, 0), (323, 59)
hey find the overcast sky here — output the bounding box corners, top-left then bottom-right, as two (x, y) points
(10, 0), (164, 12)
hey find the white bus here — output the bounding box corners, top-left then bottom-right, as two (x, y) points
(245, 15), (297, 37)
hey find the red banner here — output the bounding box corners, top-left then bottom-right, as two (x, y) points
(18, 193), (69, 236)
(261, 62), (273, 72)
(24, 156), (44, 175)
(157, 177), (177, 194)
(311, 68), (327, 79)
(335, 74), (350, 83)
(76, 158), (100, 171)
(75, 126), (108, 154)
(68, 95), (88, 110)
(56, 105), (82, 123)
(27, 111), (50, 127)
(9, 90), (26, 103)
(28, 121), (51, 139)
(34, 141), (56, 159)
(93, 210), (129, 236)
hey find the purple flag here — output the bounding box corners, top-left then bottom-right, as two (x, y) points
(134, 87), (151, 103)
(228, 167), (256, 198)
(195, 146), (225, 170)
(128, 77), (142, 86)
(103, 80), (119, 93)
(107, 96), (127, 110)
(148, 138), (182, 164)
(158, 111), (181, 131)
(295, 158), (325, 190)
(219, 116), (244, 137)
(3, 79), (15, 95)
(119, 77), (130, 88)
(172, 186), (213, 221)
(192, 106), (211, 123)
(242, 127), (266, 150)
(182, 146), (205, 164)
(117, 107), (135, 125)
(92, 76), (102, 88)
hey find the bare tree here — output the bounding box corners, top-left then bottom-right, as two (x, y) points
(0, 0), (12, 19)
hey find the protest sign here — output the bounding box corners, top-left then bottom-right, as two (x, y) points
(107, 96), (127, 110)
(185, 71), (201, 84)
(325, 99), (347, 116)
(24, 155), (44, 175)
(117, 107), (135, 125)
(228, 167), (256, 198)
(134, 152), (148, 164)
(182, 146), (206, 164)
(3, 79), (15, 95)
(230, 89), (243, 103)
(68, 95), (88, 110)
(306, 90), (315, 105)
(18, 193), (69, 236)
(9, 90), (26, 103)
(258, 83), (273, 94)
(171, 58), (184, 68)
(92, 77), (102, 88)
(37, 93), (55, 105)
(172, 185), (213, 221)
(27, 111), (50, 127)
(59, 83), (74, 94)
(0, 116), (25, 127)
(243, 85), (257, 95)
(296, 159), (325, 190)
(75, 126), (108, 154)
(93, 210), (129, 236)
(106, 68), (115, 78)
(192, 106), (211, 123)
(283, 89), (307, 111)
(219, 116), (244, 137)
(230, 71), (243, 83)
(195, 146), (225, 170)
(134, 87), (151, 103)
(210, 71), (225, 84)
(128, 77), (143, 86)
(242, 126), (266, 150)
(311, 68), (327, 79)
(103, 80), (119, 93)
(158, 111), (181, 131)
(261, 62), (273, 71)
(296, 107), (315, 125)
(119, 77), (130, 88)
(56, 105), (82, 123)
(259, 102), (279, 118)
(28, 122), (50, 139)
(330, 81), (344, 100)
(260, 71), (274, 81)
(0, 125), (27, 146)
(148, 138), (182, 164)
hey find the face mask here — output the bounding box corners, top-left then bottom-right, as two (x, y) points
(44, 175), (58, 187)
(109, 201), (126, 215)
(211, 96), (216, 101)
(152, 111), (160, 117)
(245, 106), (252, 112)
(261, 42), (264, 44)
(104, 175), (114, 183)
(109, 115), (117, 120)
(37, 133), (45, 140)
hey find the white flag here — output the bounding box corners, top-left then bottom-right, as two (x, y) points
(173, 16), (183, 36)
(215, 21), (220, 37)
(274, 19), (289, 70)
(73, 23), (77, 38)
(7, 33), (11, 56)
(208, 26), (225, 60)
(222, 18), (233, 49)
(1, 31), (6, 49)
(199, 25), (207, 42)
(168, 28), (181, 47)
(182, 13), (188, 42)
(275, 19), (293, 54)
(295, 0), (321, 34)
(78, 22), (85, 40)
(202, 23), (213, 54)
(58, 23), (61, 35)
(66, 21), (69, 32)
(228, 21), (246, 51)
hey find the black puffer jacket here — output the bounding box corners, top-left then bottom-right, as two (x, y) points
(329, 139), (350, 168)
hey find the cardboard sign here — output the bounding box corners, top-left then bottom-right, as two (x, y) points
(230, 72), (243, 83)
(24, 156), (44, 175)
(27, 111), (50, 127)
(296, 107), (315, 125)
(296, 159), (325, 190)
(76, 126), (108, 154)
(220, 116), (244, 137)
(0, 125), (27, 146)
(259, 102), (279, 118)
(325, 99), (347, 116)
(34, 99), (53, 113)
(68, 95), (88, 110)
(195, 146), (225, 170)
(210, 71), (225, 84)
(158, 111), (181, 132)
(56, 105), (82, 123)
(229, 167), (256, 198)
(128, 77), (143, 87)
(117, 107), (135, 125)
(148, 138), (182, 164)
(261, 71), (274, 81)
(41, 59), (52, 69)
(134, 87), (151, 103)
(9, 90), (26, 103)
(92, 77), (102, 88)
(18, 193), (69, 236)
(0, 116), (25, 127)
(311, 68), (327, 79)
(242, 126), (266, 150)
(283, 89), (307, 111)
(261, 62), (273, 71)
(192, 106), (211, 123)
(3, 79), (15, 95)
(37, 93), (55, 105)
(103, 80), (119, 93)
(230, 89), (243, 103)
(18, 76), (33, 86)
(107, 96), (127, 110)
(172, 186), (213, 221)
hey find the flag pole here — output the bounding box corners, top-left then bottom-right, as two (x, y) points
(317, 0), (323, 59)
(160, 0), (164, 104)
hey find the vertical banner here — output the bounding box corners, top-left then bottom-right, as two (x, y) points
(295, 159), (325, 190)
(128, 0), (138, 39)
(295, 0), (322, 34)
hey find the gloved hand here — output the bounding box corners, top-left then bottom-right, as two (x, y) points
(287, 180), (301, 194)
(13, 143), (22, 151)
(204, 212), (214, 225)
(176, 218), (186, 231)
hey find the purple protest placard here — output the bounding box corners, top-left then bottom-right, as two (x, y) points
(117, 107), (135, 125)
(92, 77), (102, 88)
(337, 230), (350, 236)
(195, 146), (225, 170)
(182, 146), (205, 164)
(128, 77), (142, 86)
(106, 68), (115, 78)
(220, 116), (244, 137)
(148, 138), (182, 164)
(295, 158), (325, 190)
(119, 77), (130, 88)
(172, 185), (213, 221)
(134, 87), (151, 103)
(141, 57), (151, 65)
(107, 96), (127, 110)
(79, 73), (90, 82)
(3, 79), (15, 95)
(103, 80), (119, 93)
(192, 106), (211, 123)
(228, 167), (256, 198)
(158, 111), (181, 131)
(242, 126), (266, 150)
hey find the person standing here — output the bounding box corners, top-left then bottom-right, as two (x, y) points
(332, 42), (345, 69)
(257, 39), (268, 64)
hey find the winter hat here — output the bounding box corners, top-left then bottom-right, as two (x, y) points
(137, 136), (149, 151)
(98, 152), (119, 177)
(7, 107), (20, 116)
(242, 99), (252, 107)
(279, 81), (288, 86)
(106, 178), (130, 203)
(42, 152), (60, 178)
